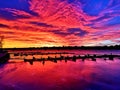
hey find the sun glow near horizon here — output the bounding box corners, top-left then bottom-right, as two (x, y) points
(3, 39), (68, 48)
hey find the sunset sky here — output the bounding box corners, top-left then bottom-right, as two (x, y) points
(0, 0), (120, 48)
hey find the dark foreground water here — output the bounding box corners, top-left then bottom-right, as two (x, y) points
(0, 50), (120, 90)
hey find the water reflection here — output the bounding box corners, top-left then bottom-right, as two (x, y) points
(0, 50), (120, 90)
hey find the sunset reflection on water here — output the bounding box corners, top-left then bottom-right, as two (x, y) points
(0, 50), (120, 90)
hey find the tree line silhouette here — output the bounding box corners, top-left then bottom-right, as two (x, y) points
(3, 45), (120, 50)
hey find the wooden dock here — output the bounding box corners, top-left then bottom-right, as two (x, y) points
(23, 54), (120, 65)
(10, 52), (74, 56)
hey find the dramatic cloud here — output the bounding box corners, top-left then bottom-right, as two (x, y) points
(0, 0), (120, 48)
(0, 24), (9, 28)
(30, 22), (54, 27)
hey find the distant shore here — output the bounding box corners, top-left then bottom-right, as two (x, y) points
(2, 45), (120, 50)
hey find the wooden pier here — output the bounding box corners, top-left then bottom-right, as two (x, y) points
(23, 54), (120, 65)
(4, 49), (120, 65)
(10, 52), (74, 56)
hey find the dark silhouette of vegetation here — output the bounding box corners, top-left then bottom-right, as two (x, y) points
(0, 49), (10, 64)
(3, 45), (120, 51)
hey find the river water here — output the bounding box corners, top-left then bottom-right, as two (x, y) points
(0, 50), (120, 90)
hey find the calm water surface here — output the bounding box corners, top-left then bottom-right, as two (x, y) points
(0, 50), (120, 90)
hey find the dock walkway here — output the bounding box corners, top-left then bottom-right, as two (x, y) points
(23, 54), (120, 65)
